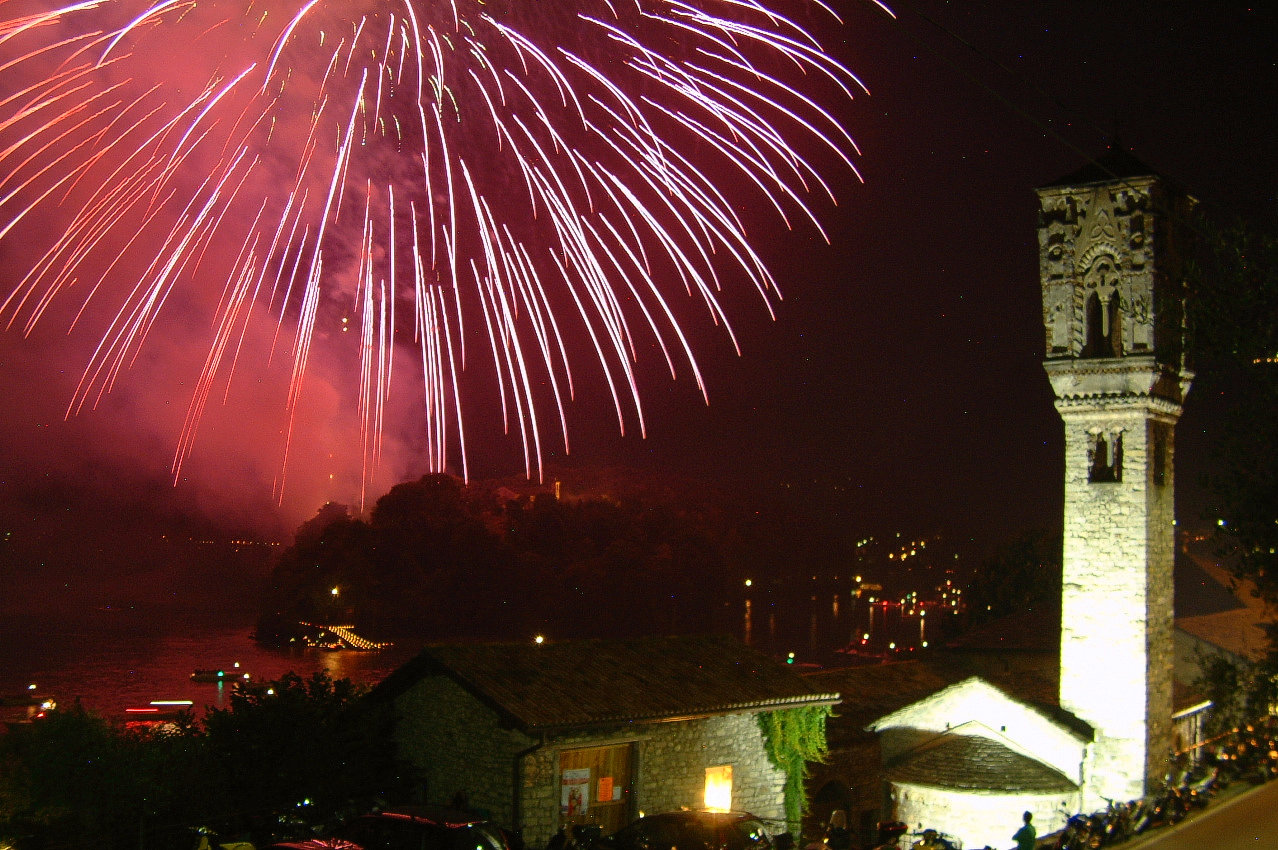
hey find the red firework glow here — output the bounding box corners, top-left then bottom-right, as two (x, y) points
(0, 0), (879, 506)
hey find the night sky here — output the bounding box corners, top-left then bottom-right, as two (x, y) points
(1, 0), (1274, 607)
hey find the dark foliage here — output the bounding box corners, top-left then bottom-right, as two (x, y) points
(257, 473), (747, 642)
(1185, 213), (1278, 708)
(0, 672), (411, 850)
(198, 671), (407, 839)
(1193, 646), (1277, 737)
(1188, 214), (1278, 600)
(962, 529), (1061, 627)
(0, 705), (202, 848)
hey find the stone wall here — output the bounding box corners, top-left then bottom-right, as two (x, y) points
(1143, 415), (1177, 789)
(1057, 402), (1177, 804)
(634, 713), (788, 828)
(512, 714), (789, 848)
(806, 738), (882, 848)
(394, 678), (790, 849)
(518, 730), (620, 847)
(393, 675), (536, 828)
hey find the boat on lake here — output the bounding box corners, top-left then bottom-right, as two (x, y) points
(190, 665), (251, 683)
(1, 686), (57, 722)
(124, 699), (194, 726)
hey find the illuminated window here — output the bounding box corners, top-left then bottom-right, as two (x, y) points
(704, 765), (733, 812)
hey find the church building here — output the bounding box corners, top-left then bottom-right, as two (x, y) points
(808, 149), (1202, 848)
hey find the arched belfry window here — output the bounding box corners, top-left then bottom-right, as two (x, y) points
(1089, 432), (1123, 483)
(1083, 291), (1123, 358)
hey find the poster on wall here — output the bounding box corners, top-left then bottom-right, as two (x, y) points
(561, 768), (591, 815)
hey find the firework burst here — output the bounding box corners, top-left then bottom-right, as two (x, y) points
(0, 0), (881, 503)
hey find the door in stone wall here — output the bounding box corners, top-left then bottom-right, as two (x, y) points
(559, 743), (635, 837)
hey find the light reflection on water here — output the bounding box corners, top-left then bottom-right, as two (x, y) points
(741, 589), (949, 666)
(0, 608), (421, 722)
(0, 592), (951, 722)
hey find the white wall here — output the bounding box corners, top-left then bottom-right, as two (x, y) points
(892, 782), (1076, 850)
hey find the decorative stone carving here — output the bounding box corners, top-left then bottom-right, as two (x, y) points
(1036, 175), (1181, 363)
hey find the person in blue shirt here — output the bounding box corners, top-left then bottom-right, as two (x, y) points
(1013, 811), (1036, 850)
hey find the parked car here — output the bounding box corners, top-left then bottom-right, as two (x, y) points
(269, 805), (511, 850)
(591, 811), (775, 850)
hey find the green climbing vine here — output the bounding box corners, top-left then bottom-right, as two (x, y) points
(757, 705), (833, 835)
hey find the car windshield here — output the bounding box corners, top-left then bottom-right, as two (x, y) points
(609, 817), (681, 850)
(681, 818), (718, 850)
(455, 824), (508, 850)
(725, 819), (770, 850)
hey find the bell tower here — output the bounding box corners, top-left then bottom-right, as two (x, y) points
(1037, 149), (1195, 803)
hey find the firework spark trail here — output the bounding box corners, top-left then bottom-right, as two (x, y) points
(0, 0), (882, 502)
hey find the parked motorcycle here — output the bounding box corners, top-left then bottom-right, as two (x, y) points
(908, 828), (959, 850)
(1052, 812), (1100, 850)
(1179, 766), (1219, 809)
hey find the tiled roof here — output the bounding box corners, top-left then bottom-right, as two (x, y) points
(1175, 553), (1249, 618)
(806, 655), (1072, 745)
(805, 661), (962, 746)
(809, 647), (1206, 759)
(1175, 550), (1269, 664)
(373, 634), (840, 733)
(886, 734), (1079, 793)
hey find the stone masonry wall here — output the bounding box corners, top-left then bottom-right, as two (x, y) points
(395, 679), (790, 849)
(1143, 415), (1176, 791)
(518, 713), (788, 848)
(634, 713), (788, 829)
(1058, 404), (1175, 805)
(394, 676), (535, 829)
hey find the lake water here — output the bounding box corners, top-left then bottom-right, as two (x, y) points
(0, 607), (422, 722)
(0, 590), (939, 724)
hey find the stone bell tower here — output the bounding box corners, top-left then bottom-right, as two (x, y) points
(1037, 149), (1195, 804)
